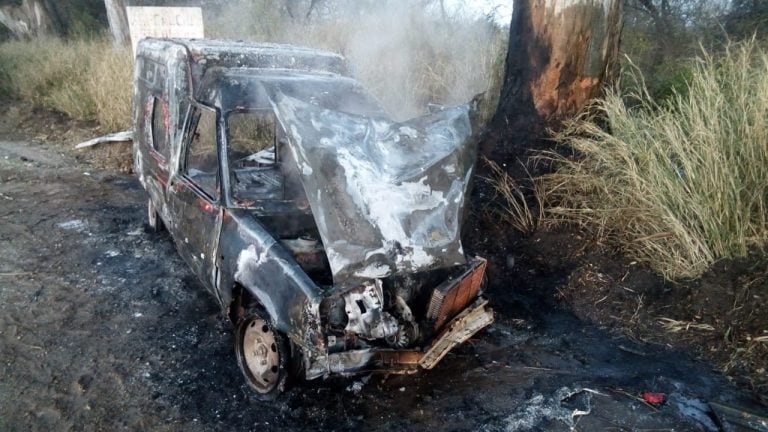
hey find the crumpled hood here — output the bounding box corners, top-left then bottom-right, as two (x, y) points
(270, 92), (477, 286)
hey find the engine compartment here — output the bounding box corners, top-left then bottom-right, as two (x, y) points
(318, 259), (487, 354)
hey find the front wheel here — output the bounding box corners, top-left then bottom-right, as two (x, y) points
(235, 312), (290, 399)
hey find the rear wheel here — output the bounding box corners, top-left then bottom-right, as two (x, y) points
(235, 312), (290, 399)
(147, 198), (163, 232)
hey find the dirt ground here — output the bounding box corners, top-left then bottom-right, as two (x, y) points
(1, 104), (767, 431)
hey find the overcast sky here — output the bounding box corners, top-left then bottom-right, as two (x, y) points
(447, 0), (513, 24)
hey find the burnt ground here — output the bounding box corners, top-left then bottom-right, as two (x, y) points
(471, 136), (768, 408)
(1, 104), (767, 431)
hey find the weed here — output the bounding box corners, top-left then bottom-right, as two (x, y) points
(87, 46), (133, 131)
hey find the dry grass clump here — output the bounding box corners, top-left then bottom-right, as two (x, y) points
(657, 318), (715, 332)
(482, 158), (543, 235)
(542, 41), (768, 279)
(0, 38), (132, 131)
(88, 45), (133, 131)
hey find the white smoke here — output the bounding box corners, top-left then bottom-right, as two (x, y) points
(206, 0), (507, 120)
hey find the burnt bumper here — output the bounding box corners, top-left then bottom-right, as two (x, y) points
(419, 297), (493, 369)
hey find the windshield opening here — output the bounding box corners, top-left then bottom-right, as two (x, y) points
(226, 110), (283, 206)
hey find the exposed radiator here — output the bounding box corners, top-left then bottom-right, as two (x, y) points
(427, 257), (487, 331)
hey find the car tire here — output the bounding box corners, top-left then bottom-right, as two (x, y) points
(235, 310), (290, 399)
(147, 198), (163, 233)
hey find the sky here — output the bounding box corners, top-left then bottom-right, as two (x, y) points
(446, 0), (513, 24)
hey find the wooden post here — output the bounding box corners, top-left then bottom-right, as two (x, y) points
(105, 0), (131, 47)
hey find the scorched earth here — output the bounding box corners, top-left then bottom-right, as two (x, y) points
(0, 136), (762, 431)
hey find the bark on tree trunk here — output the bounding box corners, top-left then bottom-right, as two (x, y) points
(493, 0), (623, 140)
(0, 0), (62, 39)
(105, 0), (131, 47)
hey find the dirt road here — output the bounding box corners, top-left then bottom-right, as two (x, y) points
(0, 139), (762, 431)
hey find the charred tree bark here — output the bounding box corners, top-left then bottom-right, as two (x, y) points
(493, 0), (623, 143)
(0, 0), (63, 39)
(104, 0), (130, 47)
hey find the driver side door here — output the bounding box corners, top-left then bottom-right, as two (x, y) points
(167, 104), (224, 296)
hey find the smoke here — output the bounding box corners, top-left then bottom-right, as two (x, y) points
(205, 0), (507, 121)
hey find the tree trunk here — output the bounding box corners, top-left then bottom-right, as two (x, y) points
(493, 0), (623, 140)
(104, 0), (130, 47)
(0, 0), (63, 39)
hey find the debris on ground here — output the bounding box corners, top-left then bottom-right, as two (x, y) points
(641, 391), (666, 406)
(75, 130), (133, 149)
(496, 387), (603, 431)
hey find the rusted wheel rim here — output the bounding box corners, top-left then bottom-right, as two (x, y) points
(241, 318), (280, 393)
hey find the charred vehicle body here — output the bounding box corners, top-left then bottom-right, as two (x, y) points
(132, 38), (492, 397)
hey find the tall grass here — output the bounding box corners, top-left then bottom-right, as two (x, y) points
(543, 41), (768, 279)
(0, 38), (133, 131)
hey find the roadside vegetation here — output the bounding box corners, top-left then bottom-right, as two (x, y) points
(542, 41), (768, 280)
(0, 37), (132, 131)
(482, 0), (768, 283)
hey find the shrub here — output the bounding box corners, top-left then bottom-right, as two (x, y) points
(542, 41), (768, 279)
(620, 57), (694, 104)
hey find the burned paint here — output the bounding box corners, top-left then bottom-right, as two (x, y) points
(132, 38), (492, 393)
(270, 92), (475, 287)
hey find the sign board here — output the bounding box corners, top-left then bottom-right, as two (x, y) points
(127, 6), (205, 55)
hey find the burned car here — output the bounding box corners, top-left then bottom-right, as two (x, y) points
(132, 38), (492, 397)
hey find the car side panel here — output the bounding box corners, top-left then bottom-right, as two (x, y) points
(133, 43), (193, 234)
(217, 209), (325, 352)
(166, 178), (223, 297)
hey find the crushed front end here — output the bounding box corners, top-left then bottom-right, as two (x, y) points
(304, 257), (492, 379)
(263, 82), (492, 378)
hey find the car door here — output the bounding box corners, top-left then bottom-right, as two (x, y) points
(166, 104), (224, 297)
(135, 57), (172, 216)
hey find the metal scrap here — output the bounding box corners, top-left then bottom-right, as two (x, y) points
(75, 130), (133, 149)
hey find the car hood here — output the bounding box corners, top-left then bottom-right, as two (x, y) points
(269, 92), (477, 287)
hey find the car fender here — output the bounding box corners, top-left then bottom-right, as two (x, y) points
(218, 209), (325, 351)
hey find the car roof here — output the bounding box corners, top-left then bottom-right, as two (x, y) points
(195, 68), (389, 118)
